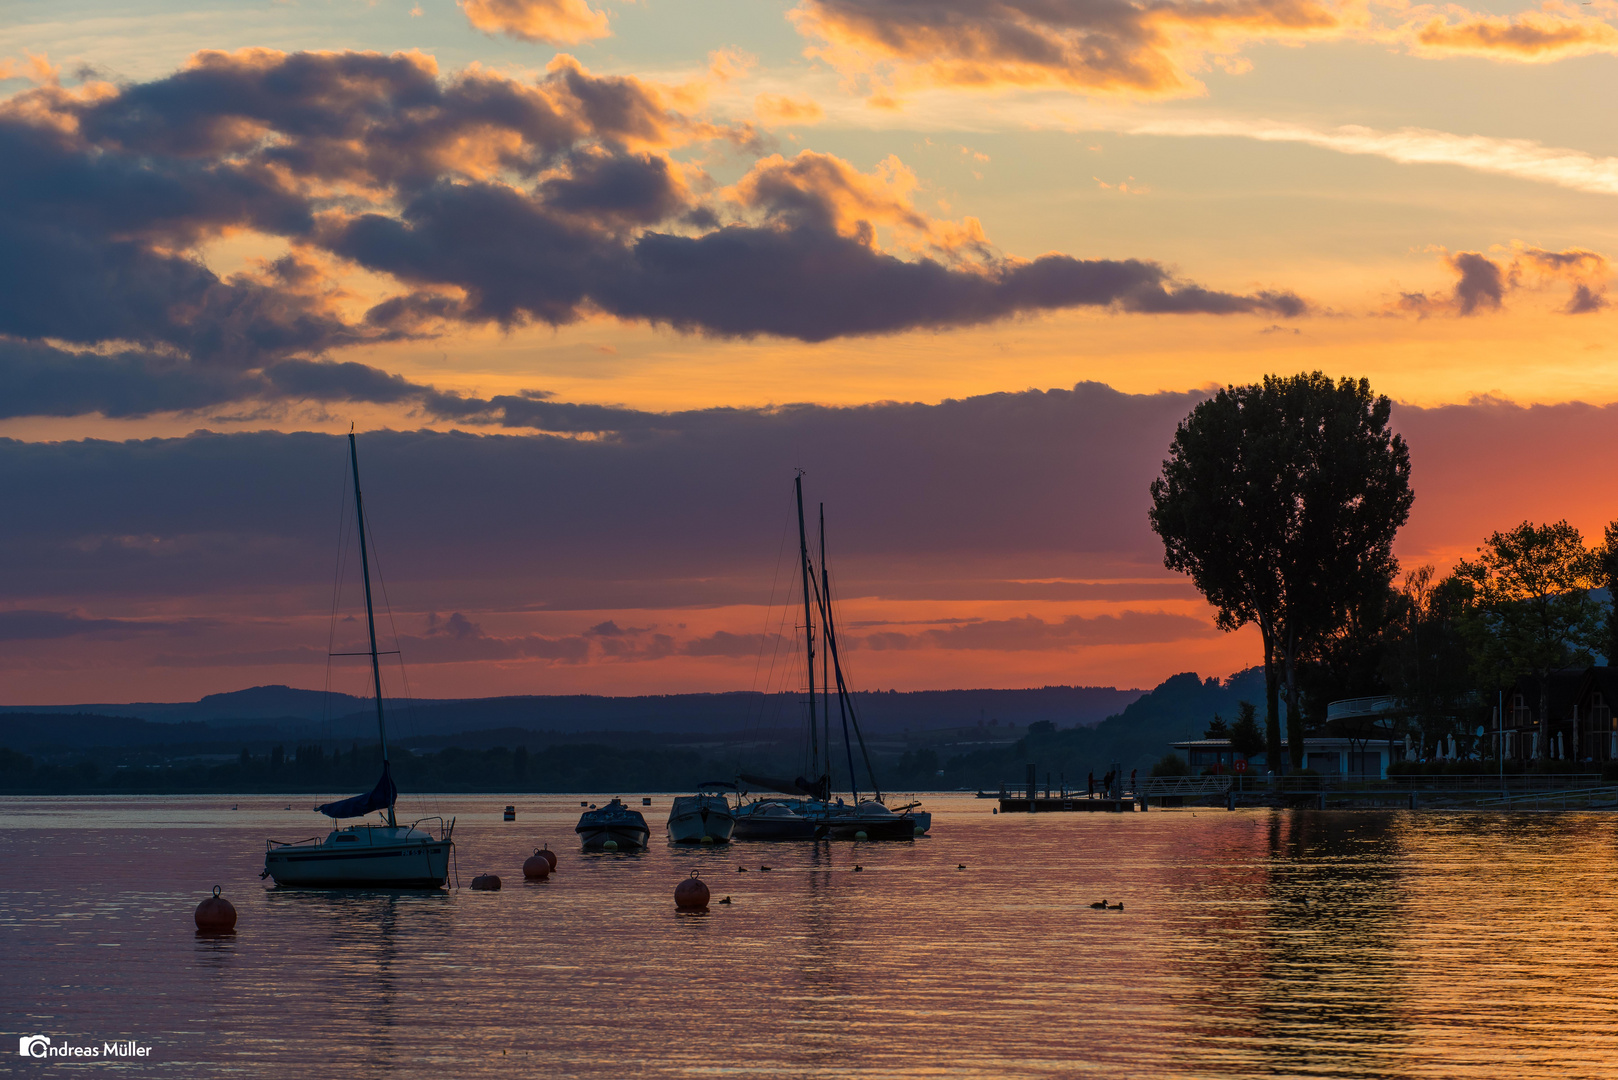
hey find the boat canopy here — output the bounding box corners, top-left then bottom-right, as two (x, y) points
(316, 761), (397, 819)
(739, 772), (830, 801)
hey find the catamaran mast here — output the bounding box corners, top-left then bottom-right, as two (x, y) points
(348, 432), (395, 827)
(794, 473), (819, 788)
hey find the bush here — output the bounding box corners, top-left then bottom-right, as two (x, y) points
(1150, 753), (1189, 778)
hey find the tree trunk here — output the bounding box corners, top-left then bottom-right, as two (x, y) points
(1538, 676), (1550, 764)
(1284, 627), (1305, 771)
(1262, 623), (1282, 776)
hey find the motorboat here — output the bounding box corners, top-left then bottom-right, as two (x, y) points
(262, 433), (454, 889)
(667, 783), (737, 843)
(576, 798), (650, 851)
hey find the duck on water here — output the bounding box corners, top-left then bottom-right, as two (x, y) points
(262, 433), (454, 889)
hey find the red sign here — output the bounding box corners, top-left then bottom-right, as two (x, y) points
(1234, 759), (1248, 773)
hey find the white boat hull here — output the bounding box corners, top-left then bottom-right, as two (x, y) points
(264, 825), (451, 888)
(666, 797), (736, 843)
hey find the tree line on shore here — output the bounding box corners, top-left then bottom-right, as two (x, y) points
(1151, 371), (1617, 769)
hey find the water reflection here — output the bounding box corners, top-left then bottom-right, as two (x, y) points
(7, 796), (1618, 1078)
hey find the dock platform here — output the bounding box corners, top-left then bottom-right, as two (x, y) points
(997, 796), (1138, 812)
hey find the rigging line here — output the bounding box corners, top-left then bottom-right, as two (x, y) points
(357, 497), (436, 819)
(745, 502), (796, 730)
(824, 559), (882, 802)
(323, 453), (354, 733)
(821, 505), (859, 802)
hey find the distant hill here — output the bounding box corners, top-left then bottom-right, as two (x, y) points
(0, 684), (1143, 741)
(0, 685), (376, 725)
(936, 668), (1273, 784)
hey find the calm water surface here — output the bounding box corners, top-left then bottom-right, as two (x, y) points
(4, 794), (1618, 1078)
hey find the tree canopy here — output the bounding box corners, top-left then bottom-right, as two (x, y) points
(1149, 373), (1413, 769)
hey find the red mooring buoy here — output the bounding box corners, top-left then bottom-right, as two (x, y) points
(674, 870), (710, 910)
(538, 845), (558, 872)
(194, 885), (237, 932)
(522, 850), (552, 880)
(471, 873), (502, 891)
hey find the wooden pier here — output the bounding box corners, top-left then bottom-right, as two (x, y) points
(997, 795), (1139, 812)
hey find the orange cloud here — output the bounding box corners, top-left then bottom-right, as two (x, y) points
(789, 0), (1343, 100)
(459, 0), (611, 44)
(753, 92), (825, 125)
(1412, 8), (1618, 60)
(727, 150), (991, 260)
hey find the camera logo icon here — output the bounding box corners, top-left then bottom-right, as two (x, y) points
(18, 1036), (50, 1058)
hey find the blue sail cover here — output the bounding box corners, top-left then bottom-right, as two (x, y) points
(316, 761), (397, 819)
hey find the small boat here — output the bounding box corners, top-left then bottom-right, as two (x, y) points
(732, 798), (819, 840)
(262, 433), (454, 888)
(667, 782), (737, 844)
(575, 798), (650, 851)
(808, 798), (928, 840)
(503, 805), (516, 821)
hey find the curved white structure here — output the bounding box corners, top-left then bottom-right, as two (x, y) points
(264, 821), (452, 888)
(667, 793), (735, 843)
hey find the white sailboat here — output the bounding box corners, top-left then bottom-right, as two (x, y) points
(262, 433), (454, 888)
(733, 475), (931, 841)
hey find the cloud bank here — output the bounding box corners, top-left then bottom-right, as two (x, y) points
(5, 382), (1618, 693)
(790, 0), (1618, 102)
(0, 49), (1303, 422)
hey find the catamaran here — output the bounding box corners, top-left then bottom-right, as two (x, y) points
(261, 433), (454, 888)
(731, 475), (931, 842)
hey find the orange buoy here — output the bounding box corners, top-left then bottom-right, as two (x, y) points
(471, 873), (502, 891)
(538, 845), (558, 872)
(674, 870), (710, 910)
(522, 850), (552, 880)
(194, 885), (237, 932)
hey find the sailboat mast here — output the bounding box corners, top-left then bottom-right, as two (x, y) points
(821, 505), (859, 803)
(348, 432), (395, 827)
(794, 473), (818, 783)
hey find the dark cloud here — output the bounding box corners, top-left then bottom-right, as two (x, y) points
(856, 611), (1218, 652)
(0, 338), (454, 420)
(1399, 246), (1608, 318)
(793, 0), (1341, 99)
(680, 630), (786, 658)
(1451, 251), (1504, 314)
(0, 609), (205, 641)
(1566, 284), (1609, 314)
(410, 611), (591, 663)
(0, 49), (1306, 420)
(6, 383), (1617, 681)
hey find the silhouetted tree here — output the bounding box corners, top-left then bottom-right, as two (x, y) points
(1150, 373), (1413, 770)
(1228, 701), (1265, 761)
(1455, 520), (1604, 761)
(1600, 521), (1618, 667)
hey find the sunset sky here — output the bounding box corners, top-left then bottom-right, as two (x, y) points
(1, 0), (1615, 704)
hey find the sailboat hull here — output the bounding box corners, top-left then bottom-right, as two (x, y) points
(264, 840), (452, 888)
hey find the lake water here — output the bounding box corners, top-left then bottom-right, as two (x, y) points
(4, 793), (1618, 1078)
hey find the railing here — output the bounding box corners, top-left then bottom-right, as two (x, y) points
(1142, 775), (1232, 798)
(1470, 786), (1618, 810)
